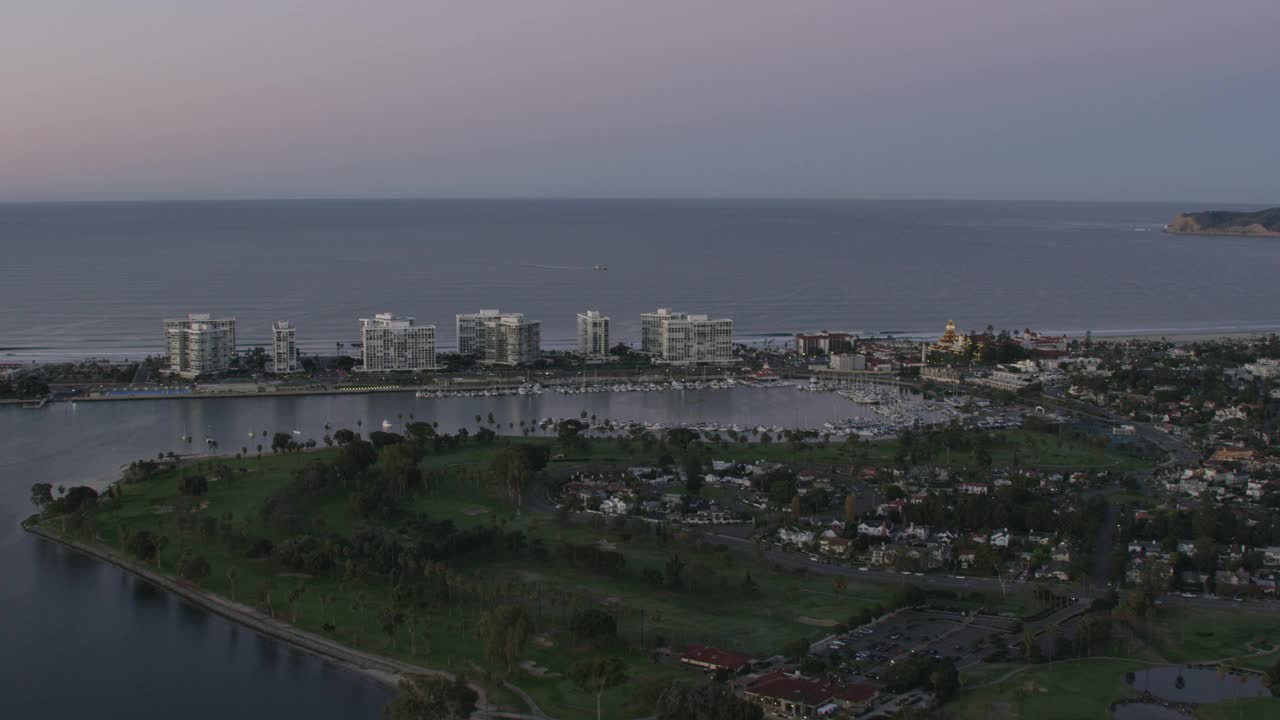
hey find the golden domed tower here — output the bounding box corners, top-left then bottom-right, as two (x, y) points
(931, 320), (968, 353)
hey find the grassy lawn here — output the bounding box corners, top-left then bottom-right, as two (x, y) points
(37, 442), (896, 720)
(950, 608), (1280, 720)
(959, 662), (1020, 688)
(550, 429), (1151, 472)
(38, 426), (1153, 720)
(986, 430), (1153, 471)
(950, 658), (1143, 720)
(1129, 607), (1280, 669)
(1197, 697), (1280, 720)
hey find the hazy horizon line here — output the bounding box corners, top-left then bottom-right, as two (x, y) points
(0, 194), (1271, 208)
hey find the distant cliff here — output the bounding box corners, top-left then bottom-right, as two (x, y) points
(1166, 207), (1280, 237)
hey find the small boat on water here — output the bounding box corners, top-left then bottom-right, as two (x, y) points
(592, 265), (608, 271)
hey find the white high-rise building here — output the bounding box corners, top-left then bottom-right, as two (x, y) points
(577, 310), (610, 359)
(359, 313), (436, 372)
(164, 313), (236, 378)
(272, 321), (300, 373)
(456, 309), (541, 365)
(455, 309), (502, 356)
(640, 308), (733, 364)
(483, 314), (541, 366)
(640, 308), (684, 354)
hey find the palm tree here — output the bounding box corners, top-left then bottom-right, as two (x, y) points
(318, 592), (335, 628)
(154, 536), (169, 570)
(350, 594), (366, 645)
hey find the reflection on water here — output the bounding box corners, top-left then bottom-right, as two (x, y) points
(1127, 667), (1270, 704)
(3, 538), (391, 719)
(176, 597), (211, 636)
(131, 577), (170, 611)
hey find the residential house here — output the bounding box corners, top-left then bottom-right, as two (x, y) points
(857, 521), (892, 538)
(819, 536), (852, 559)
(1028, 531), (1055, 546)
(1051, 542), (1073, 563)
(599, 497), (632, 515)
(902, 523), (931, 542)
(779, 528), (816, 546)
(1263, 547), (1280, 567)
(1215, 568), (1252, 588)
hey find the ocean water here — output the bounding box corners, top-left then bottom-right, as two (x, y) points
(1, 199), (1277, 362)
(3, 198), (1279, 719)
(0, 385), (851, 718)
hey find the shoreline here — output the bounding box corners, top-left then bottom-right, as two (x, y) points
(23, 524), (496, 714)
(1064, 329), (1279, 344)
(1164, 228), (1280, 239)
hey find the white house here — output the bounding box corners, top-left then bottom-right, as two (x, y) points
(857, 521), (891, 538)
(778, 528), (816, 546)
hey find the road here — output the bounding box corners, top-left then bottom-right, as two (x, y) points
(1041, 389), (1199, 466)
(703, 530), (1043, 598)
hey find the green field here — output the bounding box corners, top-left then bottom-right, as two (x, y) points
(952, 658), (1144, 720)
(32, 426), (1155, 720)
(1196, 697), (1280, 720)
(34, 439), (899, 720)
(1127, 607), (1280, 670)
(951, 606), (1280, 720)
(547, 428), (1152, 472)
(952, 657), (1279, 720)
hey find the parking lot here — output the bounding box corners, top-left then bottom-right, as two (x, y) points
(814, 609), (1018, 682)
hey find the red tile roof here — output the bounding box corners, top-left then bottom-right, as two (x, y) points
(680, 644), (754, 670)
(835, 683), (879, 703)
(747, 673), (834, 706)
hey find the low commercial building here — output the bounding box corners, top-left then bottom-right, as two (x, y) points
(745, 672), (834, 718)
(359, 313), (436, 371)
(271, 320), (300, 373)
(679, 644), (755, 674)
(576, 310), (610, 359)
(640, 307), (733, 364)
(164, 313), (237, 378)
(829, 353), (866, 371)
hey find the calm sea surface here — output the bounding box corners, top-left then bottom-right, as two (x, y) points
(2, 199), (1278, 717)
(1, 199), (1277, 361)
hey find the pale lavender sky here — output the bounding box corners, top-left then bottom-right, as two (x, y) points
(3, 0), (1278, 202)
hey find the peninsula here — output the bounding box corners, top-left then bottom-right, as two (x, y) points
(1165, 207), (1280, 237)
